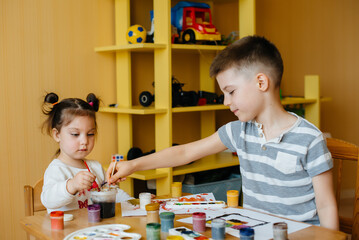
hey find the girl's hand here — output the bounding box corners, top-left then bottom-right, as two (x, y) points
(66, 171), (96, 195)
(106, 161), (133, 185)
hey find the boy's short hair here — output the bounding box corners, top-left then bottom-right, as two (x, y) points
(210, 35), (284, 88)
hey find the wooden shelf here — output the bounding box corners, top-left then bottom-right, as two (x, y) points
(95, 43), (166, 53)
(173, 152), (238, 176)
(100, 106), (167, 115)
(129, 169), (169, 181)
(281, 97), (332, 105)
(127, 152), (238, 181)
(172, 105), (229, 113)
(172, 44), (226, 52)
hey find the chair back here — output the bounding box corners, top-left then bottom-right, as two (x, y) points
(24, 178), (46, 216)
(326, 138), (359, 239)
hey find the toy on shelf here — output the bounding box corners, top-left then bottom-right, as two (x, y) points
(139, 77), (223, 107)
(147, 1), (221, 44)
(126, 24), (147, 44)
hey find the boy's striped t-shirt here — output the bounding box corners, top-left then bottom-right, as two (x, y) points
(218, 113), (333, 225)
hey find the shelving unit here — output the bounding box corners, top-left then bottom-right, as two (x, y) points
(96, 0), (326, 196)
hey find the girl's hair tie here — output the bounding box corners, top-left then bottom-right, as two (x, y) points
(52, 102), (59, 106)
(88, 102), (94, 107)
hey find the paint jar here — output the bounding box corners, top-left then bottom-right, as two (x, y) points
(87, 204), (101, 223)
(192, 212), (206, 232)
(159, 212), (175, 233)
(146, 202), (160, 223)
(167, 236), (184, 240)
(90, 189), (117, 218)
(239, 227), (254, 240)
(139, 192), (152, 210)
(227, 190), (239, 207)
(50, 211), (64, 230)
(211, 219), (226, 240)
(146, 223), (161, 240)
(273, 222), (288, 240)
(171, 182), (182, 198)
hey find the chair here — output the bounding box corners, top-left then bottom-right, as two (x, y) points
(24, 179), (46, 239)
(326, 138), (359, 240)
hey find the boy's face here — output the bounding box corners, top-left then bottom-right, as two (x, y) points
(217, 67), (264, 122)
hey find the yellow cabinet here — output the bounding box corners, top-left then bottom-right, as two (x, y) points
(95, 0), (326, 196)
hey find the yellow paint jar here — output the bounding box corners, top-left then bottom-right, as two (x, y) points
(227, 190), (239, 207)
(171, 182), (182, 198)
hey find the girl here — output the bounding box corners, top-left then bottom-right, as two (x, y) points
(41, 92), (132, 213)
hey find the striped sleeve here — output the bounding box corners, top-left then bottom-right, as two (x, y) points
(304, 135), (333, 177)
(218, 121), (242, 152)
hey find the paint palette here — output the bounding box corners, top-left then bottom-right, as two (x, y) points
(169, 226), (212, 240)
(64, 224), (141, 240)
(165, 201), (226, 210)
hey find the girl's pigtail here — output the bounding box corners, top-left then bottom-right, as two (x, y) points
(44, 92), (59, 105)
(42, 92), (60, 136)
(86, 93), (100, 112)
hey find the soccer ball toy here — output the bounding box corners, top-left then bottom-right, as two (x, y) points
(126, 25), (147, 44)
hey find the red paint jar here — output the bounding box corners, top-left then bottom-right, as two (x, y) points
(192, 212), (206, 232)
(50, 211), (64, 230)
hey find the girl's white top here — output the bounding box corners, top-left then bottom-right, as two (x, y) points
(41, 159), (133, 213)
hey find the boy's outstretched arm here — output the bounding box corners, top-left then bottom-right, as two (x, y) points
(312, 169), (339, 230)
(106, 131), (227, 184)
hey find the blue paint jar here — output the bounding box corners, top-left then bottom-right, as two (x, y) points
(159, 212), (175, 233)
(239, 227), (254, 240)
(146, 223), (161, 240)
(211, 219), (226, 240)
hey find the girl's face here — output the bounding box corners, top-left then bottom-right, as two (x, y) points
(53, 115), (96, 162)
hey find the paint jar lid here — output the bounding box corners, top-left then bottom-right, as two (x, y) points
(64, 214), (73, 222)
(273, 222), (288, 230)
(145, 202), (160, 211)
(160, 212), (175, 219)
(211, 218), (225, 227)
(167, 236), (184, 240)
(192, 212), (206, 219)
(172, 182), (182, 187)
(146, 223), (161, 230)
(88, 204), (101, 211)
(240, 227), (254, 236)
(227, 190), (239, 196)
(50, 211), (64, 217)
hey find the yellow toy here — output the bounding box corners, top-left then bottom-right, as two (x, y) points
(126, 25), (147, 44)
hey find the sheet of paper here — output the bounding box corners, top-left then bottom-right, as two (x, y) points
(177, 208), (311, 240)
(121, 193), (220, 217)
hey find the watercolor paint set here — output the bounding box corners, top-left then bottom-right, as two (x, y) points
(165, 201), (226, 210)
(169, 226), (212, 240)
(63, 224), (141, 240)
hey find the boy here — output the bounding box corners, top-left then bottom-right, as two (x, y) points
(107, 36), (339, 230)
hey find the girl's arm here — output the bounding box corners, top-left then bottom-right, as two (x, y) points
(312, 170), (339, 230)
(107, 131), (227, 184)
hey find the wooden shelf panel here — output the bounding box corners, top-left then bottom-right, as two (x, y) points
(281, 97), (331, 105)
(172, 44), (225, 52)
(173, 152), (238, 176)
(95, 43), (166, 53)
(129, 169), (169, 180)
(100, 106), (167, 115)
(126, 152), (238, 181)
(172, 105), (229, 113)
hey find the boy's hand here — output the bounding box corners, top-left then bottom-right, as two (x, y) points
(66, 171), (96, 195)
(106, 161), (132, 185)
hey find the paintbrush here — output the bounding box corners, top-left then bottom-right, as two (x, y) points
(104, 154), (124, 186)
(83, 160), (100, 191)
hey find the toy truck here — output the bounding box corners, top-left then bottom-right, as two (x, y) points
(172, 1), (221, 43)
(148, 1), (221, 44)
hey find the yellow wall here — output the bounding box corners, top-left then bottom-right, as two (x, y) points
(1, 0), (358, 239)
